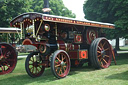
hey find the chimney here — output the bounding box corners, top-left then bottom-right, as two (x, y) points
(42, 0), (51, 14)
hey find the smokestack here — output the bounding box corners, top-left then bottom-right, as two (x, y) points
(44, 0), (49, 8)
(42, 0), (51, 14)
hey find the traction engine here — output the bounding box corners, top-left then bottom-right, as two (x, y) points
(10, 13), (115, 78)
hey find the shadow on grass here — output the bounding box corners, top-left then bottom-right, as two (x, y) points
(0, 68), (56, 85)
(106, 71), (128, 80)
(114, 53), (128, 65)
(0, 64), (95, 85)
(119, 49), (128, 51)
(69, 65), (95, 76)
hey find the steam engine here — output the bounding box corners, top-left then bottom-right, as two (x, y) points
(10, 13), (114, 78)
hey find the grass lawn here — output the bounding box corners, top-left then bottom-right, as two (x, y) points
(18, 53), (29, 56)
(0, 52), (128, 85)
(120, 45), (128, 51)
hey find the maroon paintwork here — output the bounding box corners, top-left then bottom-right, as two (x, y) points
(10, 12), (115, 78)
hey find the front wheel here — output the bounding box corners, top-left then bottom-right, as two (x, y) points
(51, 50), (70, 79)
(25, 52), (45, 78)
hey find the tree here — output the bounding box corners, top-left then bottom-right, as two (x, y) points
(0, 0), (32, 27)
(49, 0), (75, 18)
(83, 0), (128, 50)
(30, 0), (76, 18)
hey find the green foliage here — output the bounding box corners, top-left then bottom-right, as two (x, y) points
(83, 0), (128, 39)
(0, 0), (31, 27)
(30, 0), (76, 18)
(49, 0), (75, 18)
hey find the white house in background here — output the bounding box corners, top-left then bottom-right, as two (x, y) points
(108, 38), (125, 47)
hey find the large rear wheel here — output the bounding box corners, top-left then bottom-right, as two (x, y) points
(51, 50), (70, 79)
(25, 52), (45, 78)
(89, 38), (112, 69)
(0, 43), (17, 75)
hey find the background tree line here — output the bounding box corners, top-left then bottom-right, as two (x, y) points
(83, 0), (128, 50)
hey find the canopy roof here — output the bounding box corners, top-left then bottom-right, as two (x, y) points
(10, 12), (115, 29)
(0, 27), (21, 33)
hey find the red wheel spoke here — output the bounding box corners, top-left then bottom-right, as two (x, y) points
(98, 58), (100, 62)
(55, 64), (60, 67)
(104, 48), (109, 51)
(63, 66), (66, 68)
(97, 51), (101, 53)
(29, 67), (33, 71)
(63, 67), (66, 72)
(59, 67), (62, 74)
(99, 58), (103, 62)
(63, 56), (66, 61)
(100, 43), (104, 49)
(62, 65), (66, 72)
(5, 64), (10, 69)
(3, 50), (8, 58)
(61, 55), (64, 61)
(102, 42), (106, 47)
(4, 50), (12, 58)
(56, 57), (61, 62)
(36, 67), (40, 73)
(104, 55), (109, 58)
(3, 66), (6, 71)
(36, 67), (38, 74)
(103, 59), (108, 64)
(0, 48), (3, 56)
(38, 66), (42, 70)
(98, 46), (102, 51)
(1, 66), (4, 72)
(32, 67), (34, 73)
(29, 64), (33, 65)
(30, 59), (33, 62)
(6, 59), (15, 61)
(55, 61), (58, 64)
(98, 55), (101, 57)
(55, 67), (58, 72)
(64, 62), (67, 64)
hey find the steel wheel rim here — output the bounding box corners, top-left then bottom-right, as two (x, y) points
(54, 52), (70, 77)
(0, 44), (17, 75)
(28, 54), (44, 77)
(97, 39), (112, 68)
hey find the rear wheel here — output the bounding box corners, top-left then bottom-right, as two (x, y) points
(89, 38), (112, 69)
(25, 52), (45, 78)
(51, 50), (70, 79)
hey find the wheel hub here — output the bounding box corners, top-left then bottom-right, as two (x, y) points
(0, 57), (5, 62)
(33, 62), (39, 67)
(101, 50), (106, 58)
(60, 61), (65, 67)
(0, 56), (3, 60)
